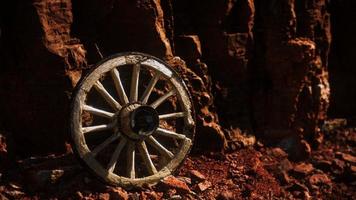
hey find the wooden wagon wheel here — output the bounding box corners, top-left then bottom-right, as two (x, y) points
(70, 52), (195, 187)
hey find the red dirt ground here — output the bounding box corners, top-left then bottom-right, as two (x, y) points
(0, 124), (355, 199)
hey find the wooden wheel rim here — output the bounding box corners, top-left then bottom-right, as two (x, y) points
(70, 52), (195, 187)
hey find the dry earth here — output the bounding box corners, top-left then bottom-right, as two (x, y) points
(0, 120), (354, 199)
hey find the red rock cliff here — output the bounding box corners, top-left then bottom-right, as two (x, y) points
(0, 0), (349, 158)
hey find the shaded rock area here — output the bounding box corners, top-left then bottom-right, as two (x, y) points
(0, 0), (345, 156)
(251, 0), (330, 148)
(0, 0), (86, 154)
(328, 0), (356, 119)
(0, 124), (354, 199)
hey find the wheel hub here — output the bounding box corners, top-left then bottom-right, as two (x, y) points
(119, 103), (159, 140)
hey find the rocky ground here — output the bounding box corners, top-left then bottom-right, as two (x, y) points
(0, 121), (355, 200)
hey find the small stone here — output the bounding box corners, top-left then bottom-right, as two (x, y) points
(99, 193), (110, 200)
(189, 170), (206, 181)
(75, 191), (84, 199)
(108, 187), (128, 200)
(197, 180), (212, 192)
(169, 195), (182, 200)
(216, 191), (234, 200)
(309, 174), (331, 186)
(341, 153), (356, 164)
(159, 176), (191, 194)
(293, 163), (314, 176)
(271, 148), (288, 158)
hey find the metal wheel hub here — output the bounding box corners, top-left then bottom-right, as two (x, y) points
(119, 104), (159, 140)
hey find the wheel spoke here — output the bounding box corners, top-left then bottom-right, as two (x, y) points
(140, 73), (160, 104)
(137, 141), (158, 175)
(72, 54), (196, 186)
(130, 63), (141, 102)
(150, 90), (175, 109)
(92, 132), (121, 156)
(159, 112), (185, 120)
(82, 124), (113, 134)
(94, 81), (122, 110)
(147, 136), (174, 159)
(111, 68), (129, 105)
(83, 105), (115, 118)
(126, 142), (136, 178)
(107, 138), (127, 173)
(155, 128), (186, 140)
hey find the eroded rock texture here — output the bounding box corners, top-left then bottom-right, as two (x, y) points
(0, 0), (338, 156)
(0, 0), (86, 154)
(251, 0), (331, 153)
(173, 0), (256, 150)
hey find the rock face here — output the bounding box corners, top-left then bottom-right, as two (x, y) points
(0, 0), (86, 154)
(0, 0), (343, 155)
(251, 0), (330, 146)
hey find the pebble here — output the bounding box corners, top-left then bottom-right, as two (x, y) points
(309, 173), (331, 186)
(197, 180), (212, 192)
(189, 170), (206, 181)
(271, 148), (288, 158)
(341, 153), (356, 164)
(169, 195), (182, 200)
(293, 163), (314, 176)
(159, 176), (191, 194)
